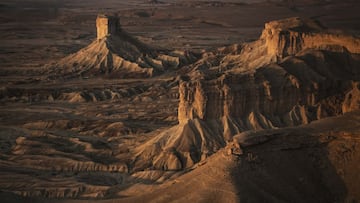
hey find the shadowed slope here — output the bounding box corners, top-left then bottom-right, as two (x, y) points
(135, 17), (360, 170)
(44, 111), (360, 203)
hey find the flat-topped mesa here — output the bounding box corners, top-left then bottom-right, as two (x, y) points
(96, 14), (121, 40)
(261, 17), (360, 57)
(178, 18), (360, 129)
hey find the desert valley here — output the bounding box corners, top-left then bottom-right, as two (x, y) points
(0, 0), (360, 202)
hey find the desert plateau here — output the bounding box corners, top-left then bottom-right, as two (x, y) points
(0, 0), (360, 202)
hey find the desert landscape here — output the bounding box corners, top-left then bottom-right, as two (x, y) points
(0, 0), (360, 202)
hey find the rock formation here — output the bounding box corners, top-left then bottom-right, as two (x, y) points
(2, 16), (360, 200)
(179, 17), (360, 127)
(135, 17), (360, 170)
(45, 14), (197, 79)
(96, 14), (121, 40)
(262, 17), (360, 57)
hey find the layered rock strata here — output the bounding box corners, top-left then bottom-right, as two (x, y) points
(135, 17), (360, 170)
(262, 17), (360, 57)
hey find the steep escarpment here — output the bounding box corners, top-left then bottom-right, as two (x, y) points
(136, 17), (360, 170)
(180, 17), (360, 128)
(261, 17), (360, 57)
(180, 50), (360, 127)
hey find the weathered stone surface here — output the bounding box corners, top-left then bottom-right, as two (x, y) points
(342, 82), (360, 113)
(96, 14), (121, 40)
(143, 17), (360, 170)
(261, 17), (360, 57)
(178, 17), (360, 131)
(43, 17), (360, 172)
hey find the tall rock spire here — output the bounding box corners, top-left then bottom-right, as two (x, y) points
(96, 14), (120, 40)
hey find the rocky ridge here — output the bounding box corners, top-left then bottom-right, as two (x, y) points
(135, 17), (360, 170)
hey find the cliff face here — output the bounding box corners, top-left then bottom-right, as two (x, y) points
(179, 52), (359, 126)
(342, 82), (360, 113)
(136, 18), (360, 171)
(179, 18), (360, 128)
(96, 14), (121, 40)
(261, 17), (360, 57)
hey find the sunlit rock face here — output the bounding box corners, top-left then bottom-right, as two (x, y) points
(342, 82), (360, 113)
(261, 17), (360, 57)
(135, 18), (360, 171)
(96, 14), (121, 40)
(178, 17), (360, 137)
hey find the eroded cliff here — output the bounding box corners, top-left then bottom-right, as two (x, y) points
(136, 17), (360, 170)
(262, 17), (360, 57)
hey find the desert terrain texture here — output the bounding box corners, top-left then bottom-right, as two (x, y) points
(0, 0), (360, 202)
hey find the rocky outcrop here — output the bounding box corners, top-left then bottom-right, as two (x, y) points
(179, 50), (359, 129)
(179, 17), (360, 128)
(137, 17), (360, 170)
(342, 82), (360, 113)
(35, 17), (360, 172)
(45, 15), (197, 79)
(96, 14), (121, 40)
(134, 119), (225, 171)
(261, 17), (360, 58)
